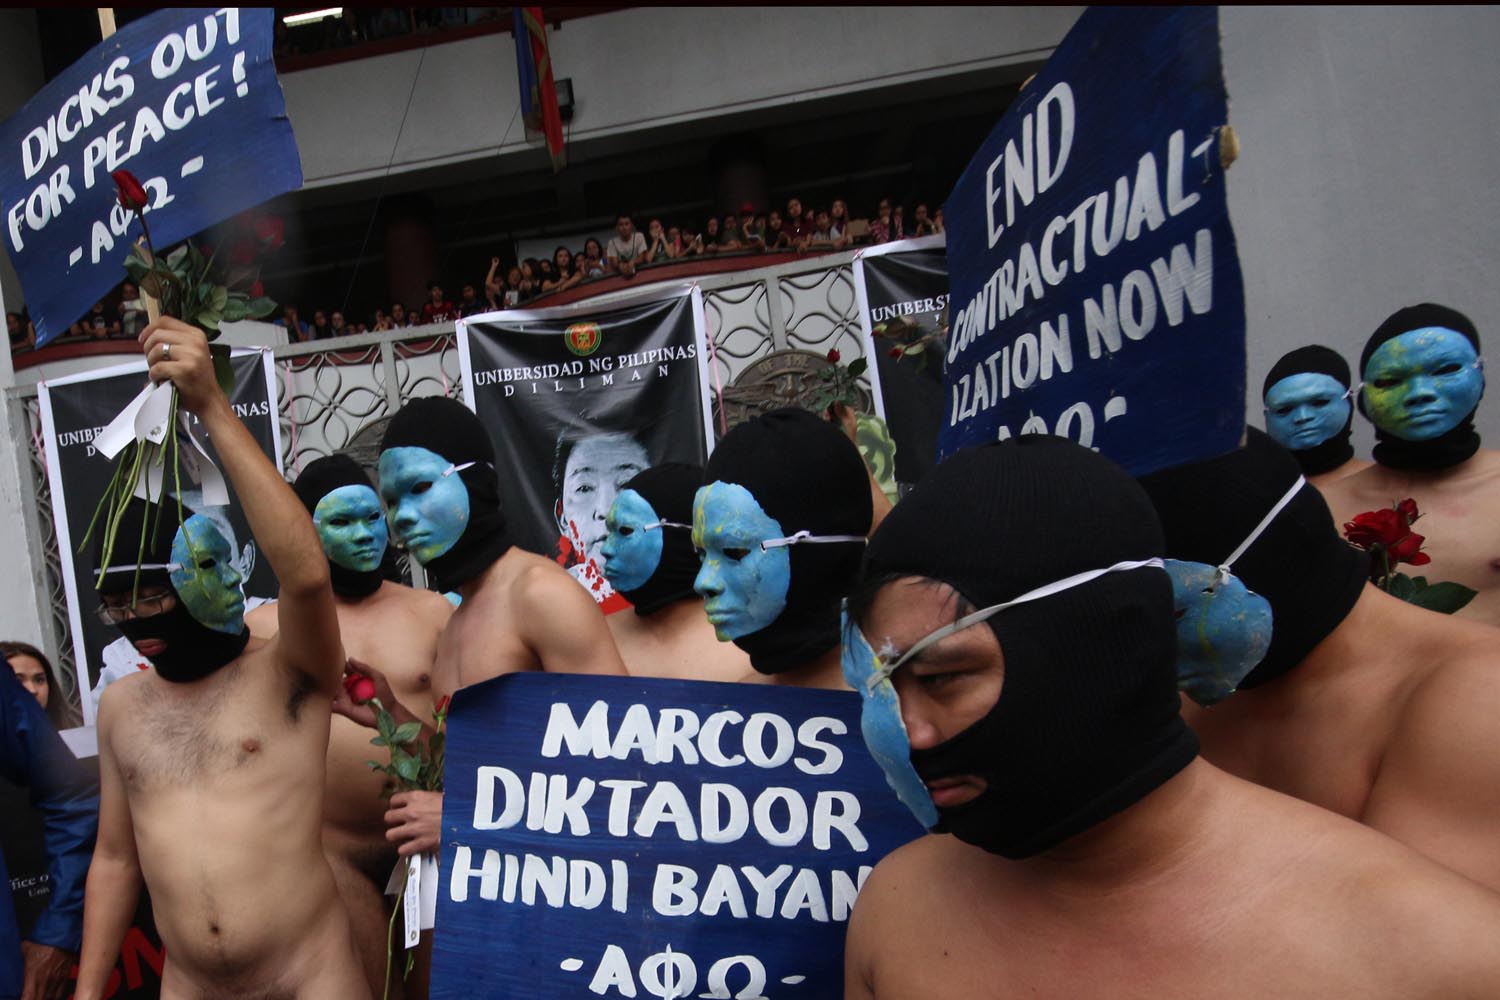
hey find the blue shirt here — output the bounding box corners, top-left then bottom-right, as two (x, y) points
(0, 666), (98, 998)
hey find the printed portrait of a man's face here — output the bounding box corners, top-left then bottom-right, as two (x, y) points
(555, 432), (650, 571)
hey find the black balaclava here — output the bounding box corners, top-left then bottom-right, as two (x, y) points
(1358, 303), (1483, 470)
(1140, 428), (1369, 689)
(293, 454), (384, 599)
(706, 408), (873, 674)
(858, 437), (1197, 859)
(1262, 345), (1356, 475)
(618, 463), (704, 617)
(379, 397), (511, 592)
(94, 497), (250, 683)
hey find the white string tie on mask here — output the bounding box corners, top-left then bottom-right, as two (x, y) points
(101, 561), (181, 573)
(759, 530), (868, 551)
(442, 461), (477, 478)
(865, 557), (1165, 692)
(1211, 475), (1306, 589)
(644, 520), (692, 532)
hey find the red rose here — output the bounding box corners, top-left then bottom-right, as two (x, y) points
(250, 280), (264, 298)
(342, 671), (377, 703)
(254, 215), (285, 251)
(1344, 508), (1404, 549)
(827, 349), (841, 363)
(112, 170), (148, 212)
(1387, 530), (1431, 566)
(434, 695), (451, 717)
(888, 346), (903, 359)
(1395, 498), (1420, 525)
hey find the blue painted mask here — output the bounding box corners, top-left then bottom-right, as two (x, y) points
(840, 607), (941, 828)
(1362, 327), (1485, 441)
(842, 558), (1165, 829)
(169, 514), (247, 635)
(377, 446), (471, 564)
(1263, 373), (1351, 452)
(691, 482), (792, 641)
(313, 484), (388, 572)
(1165, 560), (1272, 706)
(601, 489), (667, 593)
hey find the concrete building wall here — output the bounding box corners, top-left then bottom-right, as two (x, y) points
(281, 6), (1082, 187)
(1221, 5), (1500, 449)
(0, 9), (51, 653)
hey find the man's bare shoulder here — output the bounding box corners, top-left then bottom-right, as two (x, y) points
(855, 834), (971, 921)
(96, 670), (151, 725)
(376, 581), (455, 627)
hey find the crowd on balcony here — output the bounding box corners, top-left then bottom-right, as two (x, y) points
(8, 195), (943, 353)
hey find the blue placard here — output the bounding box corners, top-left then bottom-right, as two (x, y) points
(939, 6), (1245, 476)
(0, 8), (300, 346)
(434, 673), (925, 999)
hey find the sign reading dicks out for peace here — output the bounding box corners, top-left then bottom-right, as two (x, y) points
(433, 674), (925, 1000)
(0, 8), (300, 346)
(940, 6), (1245, 475)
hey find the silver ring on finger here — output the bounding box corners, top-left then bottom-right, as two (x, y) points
(160, 342), (171, 361)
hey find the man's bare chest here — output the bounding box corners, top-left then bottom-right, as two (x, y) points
(113, 671), (315, 789)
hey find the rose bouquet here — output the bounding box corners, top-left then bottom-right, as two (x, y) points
(1343, 498), (1476, 614)
(80, 171), (280, 598)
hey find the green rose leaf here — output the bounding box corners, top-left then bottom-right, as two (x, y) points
(394, 753), (421, 783)
(211, 345), (234, 394)
(166, 245), (189, 269)
(1385, 573), (1416, 601)
(392, 721), (423, 745)
(209, 285), (228, 313)
(1406, 581), (1478, 615)
(221, 296), (251, 323)
(369, 734), (387, 747)
(848, 358), (868, 377)
(245, 296), (277, 319)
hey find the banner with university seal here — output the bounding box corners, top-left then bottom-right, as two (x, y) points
(37, 349), (282, 734)
(458, 285), (712, 610)
(853, 234), (949, 491)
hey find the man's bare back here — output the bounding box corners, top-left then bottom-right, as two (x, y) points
(847, 763), (1500, 999)
(99, 643), (365, 999)
(247, 582), (448, 997)
(609, 599), (752, 683)
(1321, 449), (1500, 626)
(432, 548), (626, 701)
(1185, 584), (1500, 889)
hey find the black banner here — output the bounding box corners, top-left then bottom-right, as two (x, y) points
(856, 241), (949, 489)
(460, 290), (710, 609)
(39, 352), (282, 730)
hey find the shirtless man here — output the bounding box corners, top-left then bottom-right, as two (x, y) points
(1321, 303), (1500, 626)
(841, 437), (1500, 999)
(600, 463), (751, 681)
(692, 408), (871, 690)
(245, 454), (450, 998)
(1142, 427), (1500, 890)
(1261, 344), (1371, 487)
(368, 396), (626, 857)
(75, 318), (368, 1000)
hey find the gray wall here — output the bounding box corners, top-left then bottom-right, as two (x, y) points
(1221, 5), (1500, 450)
(281, 6), (1083, 187)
